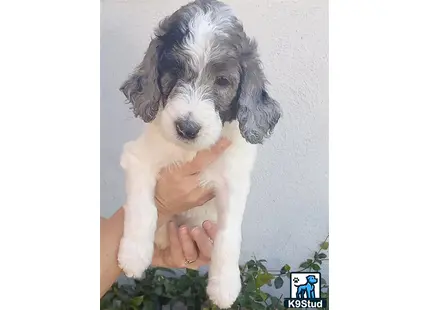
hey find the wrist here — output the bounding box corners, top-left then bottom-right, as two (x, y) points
(155, 195), (169, 215)
(157, 212), (171, 227)
(155, 199), (172, 228)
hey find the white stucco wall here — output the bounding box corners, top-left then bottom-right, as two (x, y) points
(101, 0), (328, 291)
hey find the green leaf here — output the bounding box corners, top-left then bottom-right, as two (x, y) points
(255, 272), (275, 288)
(101, 291), (114, 301)
(314, 251), (319, 260)
(186, 296), (196, 307)
(315, 259), (323, 264)
(253, 294), (264, 302)
(299, 262), (311, 269)
(260, 291), (269, 301)
(311, 263), (321, 271)
(245, 281), (256, 293)
(274, 276), (284, 289)
(246, 260), (256, 269)
(270, 296), (281, 306)
(256, 260), (268, 272)
(159, 296), (171, 306)
(143, 300), (155, 309)
(155, 275), (166, 283)
(112, 299), (122, 310)
(183, 287), (192, 297)
(131, 295), (144, 306)
(253, 302), (266, 310)
(280, 264), (291, 274)
(320, 241), (329, 250)
(236, 295), (246, 306)
(186, 268), (199, 278)
(318, 253), (327, 259)
(154, 285), (163, 295)
(112, 285), (119, 295)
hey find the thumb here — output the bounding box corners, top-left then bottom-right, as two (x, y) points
(181, 137), (231, 175)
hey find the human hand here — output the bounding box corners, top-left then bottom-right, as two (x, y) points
(151, 220), (218, 269)
(155, 138), (231, 216)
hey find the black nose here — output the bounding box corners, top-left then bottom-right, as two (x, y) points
(175, 119), (201, 140)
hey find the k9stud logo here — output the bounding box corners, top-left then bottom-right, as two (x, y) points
(283, 272), (327, 309)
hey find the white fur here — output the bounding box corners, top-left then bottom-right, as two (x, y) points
(118, 118), (257, 308)
(159, 83), (222, 151)
(182, 8), (234, 72)
(183, 12), (215, 71)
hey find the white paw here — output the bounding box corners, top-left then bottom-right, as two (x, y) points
(117, 237), (153, 278)
(207, 268), (242, 309)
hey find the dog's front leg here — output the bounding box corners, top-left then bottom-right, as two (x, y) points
(117, 146), (158, 278)
(207, 176), (251, 309)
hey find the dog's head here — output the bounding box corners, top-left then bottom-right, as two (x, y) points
(120, 0), (281, 150)
(306, 275), (318, 285)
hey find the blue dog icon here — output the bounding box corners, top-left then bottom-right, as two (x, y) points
(295, 275), (318, 299)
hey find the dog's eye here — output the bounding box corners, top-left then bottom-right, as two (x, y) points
(215, 76), (230, 87)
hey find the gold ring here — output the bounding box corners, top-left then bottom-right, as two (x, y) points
(185, 258), (197, 265)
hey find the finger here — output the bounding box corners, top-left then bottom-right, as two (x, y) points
(181, 138), (231, 174)
(167, 221), (185, 268)
(178, 226), (199, 262)
(188, 257), (210, 270)
(157, 163), (178, 177)
(190, 226), (213, 260)
(151, 246), (163, 267)
(186, 254), (210, 270)
(188, 186), (215, 207)
(202, 220), (218, 241)
(196, 190), (215, 205)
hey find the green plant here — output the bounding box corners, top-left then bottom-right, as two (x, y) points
(101, 267), (209, 310)
(228, 257), (284, 310)
(271, 235), (329, 309)
(101, 236), (329, 310)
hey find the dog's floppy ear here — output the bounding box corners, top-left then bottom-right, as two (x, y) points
(236, 37), (282, 144)
(120, 37), (161, 123)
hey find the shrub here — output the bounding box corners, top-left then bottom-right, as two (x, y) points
(101, 236), (329, 310)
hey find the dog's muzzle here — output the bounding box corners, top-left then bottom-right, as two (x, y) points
(175, 118), (201, 140)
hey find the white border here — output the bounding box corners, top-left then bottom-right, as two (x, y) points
(330, 0), (430, 309)
(0, 1), (429, 309)
(0, 1), (99, 309)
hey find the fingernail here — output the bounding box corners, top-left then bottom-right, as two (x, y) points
(180, 225), (188, 233)
(191, 226), (200, 235)
(202, 220), (212, 230)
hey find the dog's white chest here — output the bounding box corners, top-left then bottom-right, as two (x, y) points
(143, 122), (257, 248)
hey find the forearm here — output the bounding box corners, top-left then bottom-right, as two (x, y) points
(100, 207), (124, 298)
(100, 206), (170, 298)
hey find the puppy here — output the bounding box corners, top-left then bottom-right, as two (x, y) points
(117, 0), (281, 308)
